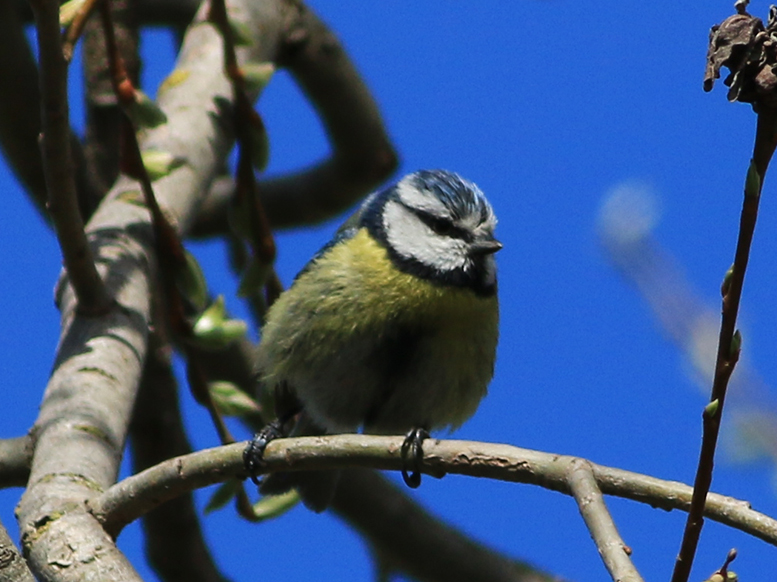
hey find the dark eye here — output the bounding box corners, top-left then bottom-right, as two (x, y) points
(428, 217), (455, 236)
(415, 211), (468, 239)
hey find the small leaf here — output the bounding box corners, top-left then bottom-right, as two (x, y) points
(60, 0), (86, 26)
(205, 480), (240, 514)
(177, 250), (208, 312)
(242, 63), (275, 95)
(237, 258), (271, 297)
(745, 158), (761, 199)
(127, 90), (167, 128)
(192, 296), (248, 349)
(209, 381), (261, 417)
(250, 490), (300, 522)
(141, 150), (186, 181)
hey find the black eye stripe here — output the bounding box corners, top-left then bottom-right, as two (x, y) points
(415, 211), (470, 240)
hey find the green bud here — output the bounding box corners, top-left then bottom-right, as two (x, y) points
(209, 381), (261, 417)
(250, 489), (300, 521)
(721, 265), (735, 297)
(141, 150), (186, 181)
(704, 399), (720, 419)
(731, 330), (742, 357)
(205, 479), (239, 514)
(745, 158), (761, 199)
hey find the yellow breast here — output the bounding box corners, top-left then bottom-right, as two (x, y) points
(258, 228), (499, 431)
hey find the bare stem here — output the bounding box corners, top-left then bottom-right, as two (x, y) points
(671, 107), (777, 582)
(29, 0), (111, 314)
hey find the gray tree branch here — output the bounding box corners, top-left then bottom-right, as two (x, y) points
(89, 436), (777, 548)
(15, 0), (303, 579)
(566, 458), (643, 582)
(191, 3), (398, 236)
(0, 515), (35, 582)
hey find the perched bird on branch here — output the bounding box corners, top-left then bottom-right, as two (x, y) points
(245, 169), (501, 510)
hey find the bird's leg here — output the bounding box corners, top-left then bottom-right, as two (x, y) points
(243, 384), (301, 484)
(243, 420), (287, 485)
(401, 427), (430, 488)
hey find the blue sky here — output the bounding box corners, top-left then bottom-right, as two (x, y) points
(3, 1), (777, 580)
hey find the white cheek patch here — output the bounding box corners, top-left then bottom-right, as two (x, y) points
(396, 178), (449, 218)
(383, 200), (469, 272)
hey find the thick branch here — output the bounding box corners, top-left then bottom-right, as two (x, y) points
(0, 515), (35, 582)
(190, 4), (398, 236)
(88, 436), (777, 548)
(16, 1), (307, 579)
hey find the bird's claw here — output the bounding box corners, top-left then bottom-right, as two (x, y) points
(400, 427), (429, 488)
(244, 420), (285, 485)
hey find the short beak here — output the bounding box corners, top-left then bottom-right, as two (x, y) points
(469, 237), (503, 256)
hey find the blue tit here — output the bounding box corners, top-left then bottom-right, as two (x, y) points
(245, 169), (500, 505)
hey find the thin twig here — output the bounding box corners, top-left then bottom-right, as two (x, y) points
(81, 0), (140, 218)
(566, 458), (643, 582)
(671, 107), (777, 582)
(88, 436), (777, 547)
(208, 0), (281, 309)
(29, 0), (111, 315)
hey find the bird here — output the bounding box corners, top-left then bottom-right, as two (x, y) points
(244, 169), (501, 510)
